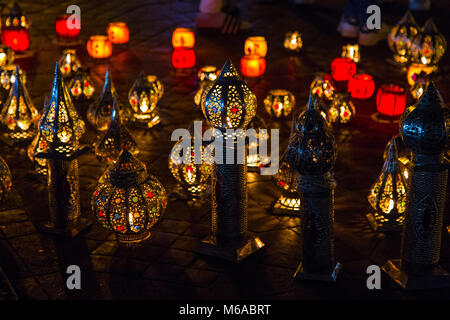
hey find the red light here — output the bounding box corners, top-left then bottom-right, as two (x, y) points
(331, 57), (356, 81)
(55, 14), (80, 40)
(376, 84), (407, 117)
(171, 48), (195, 69)
(1, 28), (29, 52)
(348, 74), (375, 99)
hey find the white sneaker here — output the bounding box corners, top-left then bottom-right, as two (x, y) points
(409, 0), (430, 11)
(337, 19), (359, 38)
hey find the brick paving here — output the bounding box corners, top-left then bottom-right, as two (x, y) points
(0, 0), (449, 300)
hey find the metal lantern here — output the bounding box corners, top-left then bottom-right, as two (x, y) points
(0, 45), (14, 67)
(284, 31), (302, 52)
(264, 89), (295, 118)
(128, 72), (163, 128)
(246, 115), (270, 170)
(310, 74), (334, 101)
(199, 59), (264, 262)
(409, 19), (446, 67)
(0, 66), (38, 142)
(383, 82), (450, 289)
(328, 92), (355, 124)
(194, 66), (218, 107)
(0, 63), (25, 92)
(341, 44), (360, 63)
(27, 97), (49, 176)
(58, 49), (81, 79)
(410, 76), (428, 100)
(1, 2), (31, 52)
(92, 149), (167, 244)
(0, 156), (12, 203)
(95, 98), (138, 164)
(87, 66), (131, 131)
(67, 69), (95, 100)
(387, 11), (420, 64)
(272, 153), (301, 216)
(367, 137), (408, 232)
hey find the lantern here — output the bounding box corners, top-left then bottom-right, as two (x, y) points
(410, 76), (428, 100)
(87, 66), (131, 131)
(410, 19), (446, 67)
(0, 66), (38, 142)
(387, 11), (420, 64)
(1, 3), (31, 53)
(0, 45), (14, 67)
(0, 63), (25, 105)
(244, 36), (267, 57)
(67, 69), (95, 100)
(171, 48), (195, 69)
(341, 44), (360, 63)
(376, 84), (407, 117)
(367, 137), (407, 232)
(194, 66), (218, 107)
(106, 22), (130, 45)
(331, 57), (357, 81)
(172, 27), (195, 49)
(28, 97), (49, 176)
(328, 92), (355, 124)
(347, 74), (375, 99)
(264, 89), (295, 118)
(0, 156), (12, 203)
(95, 98), (138, 164)
(86, 35), (112, 59)
(240, 55), (266, 77)
(310, 74), (335, 101)
(58, 49), (81, 79)
(247, 115), (270, 170)
(92, 149), (167, 244)
(272, 154), (301, 215)
(55, 14), (80, 41)
(284, 31), (302, 52)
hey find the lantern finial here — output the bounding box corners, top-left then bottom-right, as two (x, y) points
(218, 59), (240, 80)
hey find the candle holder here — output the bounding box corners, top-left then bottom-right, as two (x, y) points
(328, 92), (355, 124)
(54, 14), (82, 47)
(172, 28), (195, 49)
(1, 3), (32, 56)
(27, 97), (49, 177)
(341, 44), (360, 63)
(310, 74), (334, 101)
(348, 74), (375, 99)
(244, 36), (268, 57)
(373, 84), (407, 122)
(387, 11), (420, 65)
(246, 115), (270, 171)
(58, 49), (81, 79)
(67, 69), (95, 101)
(240, 55), (266, 77)
(284, 31), (302, 52)
(264, 89), (295, 118)
(106, 22), (130, 45)
(383, 82), (450, 289)
(272, 152), (301, 216)
(331, 57), (357, 82)
(86, 35), (113, 59)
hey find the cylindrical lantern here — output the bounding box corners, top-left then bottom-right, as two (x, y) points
(310, 74), (335, 101)
(328, 92), (355, 124)
(55, 14), (80, 41)
(331, 57), (356, 81)
(58, 49), (81, 79)
(172, 28), (195, 49)
(106, 22), (130, 45)
(1, 3), (31, 53)
(86, 35), (112, 59)
(195, 66), (218, 107)
(284, 31), (302, 52)
(376, 84), (407, 117)
(387, 11), (420, 64)
(67, 69), (95, 100)
(272, 153), (301, 216)
(244, 36), (267, 57)
(264, 89), (295, 118)
(406, 63), (435, 87)
(240, 55), (266, 77)
(0, 156), (12, 203)
(348, 74), (375, 99)
(409, 19), (446, 67)
(341, 44), (360, 63)
(171, 48), (195, 69)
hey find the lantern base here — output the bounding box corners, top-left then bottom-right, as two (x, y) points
(116, 229), (151, 245)
(383, 259), (450, 290)
(40, 217), (92, 238)
(366, 213), (403, 232)
(371, 112), (401, 124)
(271, 197), (301, 217)
(0, 133), (33, 146)
(198, 232), (265, 263)
(170, 185), (210, 201)
(52, 37), (83, 47)
(294, 261), (342, 282)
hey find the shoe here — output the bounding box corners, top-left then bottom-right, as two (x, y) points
(409, 0), (430, 11)
(337, 18), (359, 38)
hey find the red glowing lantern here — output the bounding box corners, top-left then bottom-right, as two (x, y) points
(331, 57), (356, 81)
(1, 29), (29, 52)
(348, 74), (375, 99)
(171, 48), (195, 69)
(376, 84), (407, 117)
(172, 28), (195, 49)
(240, 55), (266, 77)
(86, 35), (113, 59)
(55, 14), (80, 40)
(106, 22), (129, 44)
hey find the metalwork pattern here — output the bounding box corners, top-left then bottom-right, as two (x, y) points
(310, 74), (334, 101)
(0, 156), (12, 203)
(410, 19), (446, 67)
(387, 11), (420, 64)
(247, 115), (270, 168)
(58, 49), (81, 79)
(28, 97), (49, 175)
(272, 152), (301, 213)
(67, 69), (95, 100)
(328, 92), (355, 124)
(195, 66), (218, 107)
(284, 31), (302, 52)
(264, 89), (295, 118)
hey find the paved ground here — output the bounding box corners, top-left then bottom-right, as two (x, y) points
(0, 0), (449, 300)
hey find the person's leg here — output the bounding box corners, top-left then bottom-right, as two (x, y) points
(337, 0), (359, 38)
(356, 0), (389, 46)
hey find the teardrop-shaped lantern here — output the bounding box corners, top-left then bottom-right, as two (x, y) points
(387, 11), (420, 64)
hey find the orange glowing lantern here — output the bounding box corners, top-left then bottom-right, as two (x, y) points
(331, 57), (356, 81)
(240, 55), (266, 77)
(376, 84), (407, 117)
(86, 35), (113, 59)
(55, 14), (80, 40)
(244, 36), (268, 57)
(106, 22), (129, 45)
(172, 28), (195, 49)
(348, 74), (375, 99)
(171, 48), (196, 69)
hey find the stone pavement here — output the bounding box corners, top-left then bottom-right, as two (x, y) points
(0, 0), (449, 300)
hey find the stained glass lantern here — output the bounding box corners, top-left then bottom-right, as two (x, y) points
(367, 137), (407, 232)
(0, 45), (14, 67)
(86, 35), (113, 59)
(341, 44), (360, 63)
(128, 72), (163, 128)
(272, 153), (301, 216)
(194, 66), (218, 107)
(376, 84), (407, 117)
(264, 89), (295, 118)
(58, 49), (81, 79)
(0, 156), (12, 203)
(244, 36), (268, 57)
(240, 55), (266, 77)
(247, 115), (270, 170)
(406, 63), (435, 87)
(1, 2), (31, 53)
(284, 31), (302, 52)
(55, 14), (80, 42)
(28, 97), (49, 176)
(87, 66), (131, 131)
(331, 57), (357, 81)
(328, 92), (355, 124)
(92, 149), (167, 244)
(348, 74), (375, 99)
(67, 69), (95, 100)
(172, 28), (195, 49)
(410, 19), (446, 67)
(310, 74), (335, 101)
(106, 22), (129, 45)
(0, 66), (38, 142)
(172, 48), (196, 69)
(387, 11), (420, 64)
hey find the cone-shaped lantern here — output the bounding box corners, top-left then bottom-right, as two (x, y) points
(27, 96), (49, 176)
(0, 65), (38, 142)
(272, 152), (301, 216)
(387, 11), (420, 64)
(95, 97), (138, 164)
(410, 19), (446, 67)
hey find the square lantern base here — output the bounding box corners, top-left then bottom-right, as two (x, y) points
(294, 262), (342, 282)
(383, 259), (450, 290)
(40, 217), (92, 238)
(366, 213), (403, 233)
(198, 232), (265, 263)
(272, 198), (301, 217)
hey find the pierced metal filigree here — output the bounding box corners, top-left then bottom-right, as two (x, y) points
(328, 92), (355, 124)
(58, 49), (81, 79)
(410, 19), (446, 67)
(0, 156), (12, 202)
(272, 153), (301, 214)
(284, 31), (302, 52)
(310, 74), (335, 101)
(387, 10), (420, 64)
(67, 69), (95, 100)
(264, 89), (295, 118)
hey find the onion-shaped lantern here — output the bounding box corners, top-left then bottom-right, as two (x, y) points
(67, 69), (95, 100)
(310, 74), (334, 101)
(58, 49), (82, 79)
(194, 66), (218, 107)
(387, 11), (420, 64)
(92, 149), (167, 244)
(410, 19), (446, 67)
(128, 72), (163, 128)
(28, 97), (49, 175)
(284, 31), (302, 52)
(247, 115), (270, 170)
(272, 153), (301, 215)
(264, 89), (295, 118)
(95, 98), (138, 164)
(367, 137), (408, 232)
(328, 92), (355, 124)
(0, 156), (12, 203)
(382, 134), (411, 182)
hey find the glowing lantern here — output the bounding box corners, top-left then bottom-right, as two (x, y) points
(272, 154), (301, 215)
(247, 116), (270, 170)
(387, 11), (420, 64)
(28, 97), (49, 176)
(86, 35), (112, 59)
(331, 57), (356, 81)
(0, 156), (12, 203)
(410, 19), (446, 67)
(341, 44), (360, 63)
(0, 45), (14, 67)
(367, 137), (407, 232)
(172, 28), (195, 49)
(58, 49), (81, 79)
(376, 84), (407, 117)
(310, 74), (335, 101)
(171, 48), (195, 69)
(55, 14), (80, 41)
(240, 55), (266, 77)
(406, 63), (435, 86)
(244, 36), (268, 57)
(348, 74), (375, 99)
(106, 22), (129, 45)
(328, 93), (355, 124)
(194, 66), (218, 107)
(67, 69), (95, 100)
(382, 135), (411, 183)
(1, 3), (31, 52)
(283, 31), (302, 52)
(92, 149), (167, 244)
(264, 89), (295, 118)
(410, 77), (428, 100)
(0, 62), (25, 105)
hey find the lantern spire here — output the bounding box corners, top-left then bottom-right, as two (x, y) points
(423, 18), (438, 33)
(218, 59), (240, 80)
